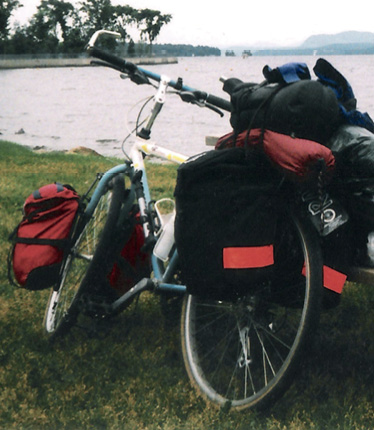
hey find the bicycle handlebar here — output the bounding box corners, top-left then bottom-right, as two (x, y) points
(87, 42), (231, 113)
(193, 91), (232, 112)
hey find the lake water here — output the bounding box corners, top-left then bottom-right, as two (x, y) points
(1, 55), (374, 158)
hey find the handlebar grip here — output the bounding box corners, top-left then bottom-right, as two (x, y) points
(88, 46), (137, 73)
(205, 93), (231, 112)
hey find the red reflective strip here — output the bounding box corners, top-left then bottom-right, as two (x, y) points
(323, 265), (347, 294)
(302, 264), (346, 294)
(223, 246), (274, 269)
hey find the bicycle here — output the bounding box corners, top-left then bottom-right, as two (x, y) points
(43, 30), (325, 412)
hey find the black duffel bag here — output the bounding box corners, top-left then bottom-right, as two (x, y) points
(228, 79), (342, 145)
(174, 147), (284, 300)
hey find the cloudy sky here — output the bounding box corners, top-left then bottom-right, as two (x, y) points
(12, 0), (374, 48)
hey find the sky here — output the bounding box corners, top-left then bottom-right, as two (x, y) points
(11, 0), (374, 48)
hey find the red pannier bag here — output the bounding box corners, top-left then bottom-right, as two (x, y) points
(108, 211), (150, 296)
(8, 183), (80, 290)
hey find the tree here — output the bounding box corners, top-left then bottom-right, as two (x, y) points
(37, 0), (76, 43)
(3, 0), (173, 55)
(22, 0), (83, 53)
(24, 11), (60, 53)
(113, 4), (137, 43)
(79, 0), (118, 38)
(79, 1), (172, 54)
(7, 24), (32, 53)
(0, 0), (22, 41)
(136, 8), (171, 53)
(37, 0), (83, 52)
(127, 38), (135, 57)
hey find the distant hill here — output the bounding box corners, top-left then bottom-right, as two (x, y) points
(248, 31), (374, 56)
(301, 31), (374, 48)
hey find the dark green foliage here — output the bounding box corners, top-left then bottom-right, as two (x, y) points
(0, 0), (21, 40)
(152, 43), (221, 57)
(1, 0), (173, 55)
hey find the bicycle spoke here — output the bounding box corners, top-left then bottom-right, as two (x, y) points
(44, 175), (124, 338)
(181, 212), (322, 411)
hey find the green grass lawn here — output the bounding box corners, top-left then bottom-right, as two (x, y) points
(0, 141), (374, 429)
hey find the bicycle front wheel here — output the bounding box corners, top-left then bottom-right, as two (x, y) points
(180, 211), (322, 411)
(44, 174), (124, 338)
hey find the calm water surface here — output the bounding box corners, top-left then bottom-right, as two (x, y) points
(1, 55), (374, 158)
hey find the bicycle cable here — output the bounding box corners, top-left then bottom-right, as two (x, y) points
(121, 95), (154, 159)
(121, 88), (186, 160)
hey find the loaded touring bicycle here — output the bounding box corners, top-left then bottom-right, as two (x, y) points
(9, 29), (374, 411)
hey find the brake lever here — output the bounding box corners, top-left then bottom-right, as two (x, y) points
(179, 91), (196, 103)
(129, 70), (151, 85)
(205, 103), (224, 117)
(179, 92), (224, 116)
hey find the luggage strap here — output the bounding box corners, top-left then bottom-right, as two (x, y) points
(12, 237), (68, 247)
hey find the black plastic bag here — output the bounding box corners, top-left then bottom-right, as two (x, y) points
(328, 125), (374, 251)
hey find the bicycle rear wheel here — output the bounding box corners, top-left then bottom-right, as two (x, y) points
(180, 211), (322, 411)
(44, 174), (124, 338)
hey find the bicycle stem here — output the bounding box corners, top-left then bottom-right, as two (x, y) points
(137, 76), (170, 140)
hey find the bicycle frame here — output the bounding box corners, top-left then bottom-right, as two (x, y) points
(74, 31), (231, 316)
(85, 138), (189, 315)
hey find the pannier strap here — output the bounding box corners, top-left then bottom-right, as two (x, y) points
(32, 182), (65, 200)
(223, 246), (274, 269)
(14, 237), (68, 248)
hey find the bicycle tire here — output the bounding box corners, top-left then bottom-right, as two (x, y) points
(180, 210), (322, 411)
(44, 174), (124, 338)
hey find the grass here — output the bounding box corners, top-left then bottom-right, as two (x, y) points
(1, 141), (374, 429)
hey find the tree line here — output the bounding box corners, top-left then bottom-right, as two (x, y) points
(0, 0), (173, 56)
(151, 43), (220, 57)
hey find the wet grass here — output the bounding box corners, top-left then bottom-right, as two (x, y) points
(0, 141), (374, 429)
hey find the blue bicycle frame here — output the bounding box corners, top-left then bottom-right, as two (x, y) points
(83, 141), (187, 315)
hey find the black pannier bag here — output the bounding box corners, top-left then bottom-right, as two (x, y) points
(174, 147), (284, 299)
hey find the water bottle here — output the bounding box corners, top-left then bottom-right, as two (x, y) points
(153, 213), (175, 262)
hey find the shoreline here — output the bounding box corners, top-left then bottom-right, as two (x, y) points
(0, 56), (178, 69)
